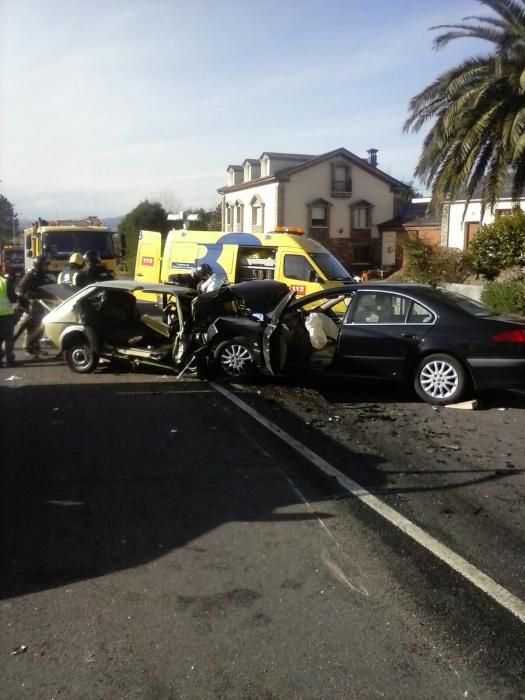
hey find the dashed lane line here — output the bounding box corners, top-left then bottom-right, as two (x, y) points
(211, 381), (525, 625)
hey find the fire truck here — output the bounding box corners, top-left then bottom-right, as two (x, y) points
(0, 244), (25, 279)
(22, 217), (125, 278)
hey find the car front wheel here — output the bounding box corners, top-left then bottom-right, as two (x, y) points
(414, 353), (467, 405)
(65, 338), (99, 374)
(214, 338), (255, 381)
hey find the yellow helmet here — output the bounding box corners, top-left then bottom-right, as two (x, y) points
(69, 252), (84, 266)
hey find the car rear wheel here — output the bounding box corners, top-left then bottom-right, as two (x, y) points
(65, 338), (99, 374)
(414, 353), (466, 405)
(214, 338), (255, 381)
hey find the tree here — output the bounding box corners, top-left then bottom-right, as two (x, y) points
(168, 205), (222, 231)
(398, 180), (424, 203)
(0, 194), (18, 244)
(404, 0), (525, 218)
(469, 206), (525, 277)
(188, 205), (222, 231)
(118, 200), (169, 270)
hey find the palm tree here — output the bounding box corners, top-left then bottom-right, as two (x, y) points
(404, 0), (525, 218)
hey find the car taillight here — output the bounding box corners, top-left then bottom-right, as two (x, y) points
(492, 329), (525, 343)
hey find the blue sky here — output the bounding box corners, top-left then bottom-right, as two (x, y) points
(1, 0), (489, 221)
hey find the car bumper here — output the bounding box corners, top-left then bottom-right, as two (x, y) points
(468, 358), (525, 389)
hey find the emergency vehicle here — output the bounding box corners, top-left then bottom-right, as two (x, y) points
(22, 217), (124, 278)
(134, 227), (353, 297)
(0, 244), (25, 279)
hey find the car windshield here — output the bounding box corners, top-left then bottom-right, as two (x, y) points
(310, 253), (352, 281)
(42, 231), (115, 260)
(434, 288), (497, 317)
(4, 250), (24, 263)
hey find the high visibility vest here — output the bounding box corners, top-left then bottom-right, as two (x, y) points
(58, 268), (78, 285)
(0, 276), (14, 316)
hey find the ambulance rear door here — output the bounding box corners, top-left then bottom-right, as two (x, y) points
(135, 230), (162, 284)
(163, 241), (198, 281)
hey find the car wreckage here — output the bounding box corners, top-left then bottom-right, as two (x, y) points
(41, 278), (290, 376)
(42, 279), (525, 405)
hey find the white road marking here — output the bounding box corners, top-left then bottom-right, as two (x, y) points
(211, 381), (525, 625)
(115, 389), (214, 395)
(230, 404), (370, 598)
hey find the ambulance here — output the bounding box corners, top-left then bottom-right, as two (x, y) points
(134, 227), (354, 297)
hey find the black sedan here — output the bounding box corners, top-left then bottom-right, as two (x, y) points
(205, 283), (525, 405)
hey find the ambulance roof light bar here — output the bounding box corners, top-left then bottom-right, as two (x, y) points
(274, 226), (305, 235)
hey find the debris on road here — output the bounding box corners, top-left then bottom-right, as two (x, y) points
(10, 645), (28, 656)
(445, 399), (479, 410)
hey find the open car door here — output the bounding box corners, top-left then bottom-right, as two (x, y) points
(262, 291), (296, 375)
(134, 230), (162, 284)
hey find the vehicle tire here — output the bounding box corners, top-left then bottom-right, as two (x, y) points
(64, 338), (99, 374)
(214, 338), (256, 382)
(414, 353), (467, 405)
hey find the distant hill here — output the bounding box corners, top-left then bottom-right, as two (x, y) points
(102, 216), (124, 230)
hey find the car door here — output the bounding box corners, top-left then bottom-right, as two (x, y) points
(336, 290), (435, 379)
(262, 291), (296, 374)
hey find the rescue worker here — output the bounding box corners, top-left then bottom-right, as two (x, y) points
(0, 270), (17, 367)
(75, 250), (114, 288)
(168, 263), (213, 292)
(16, 255), (52, 357)
(58, 252), (84, 286)
(190, 263), (213, 292)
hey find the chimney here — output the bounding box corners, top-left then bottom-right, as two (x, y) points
(367, 148), (378, 168)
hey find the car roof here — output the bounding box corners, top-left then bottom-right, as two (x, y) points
(287, 283), (466, 311)
(87, 279), (197, 295)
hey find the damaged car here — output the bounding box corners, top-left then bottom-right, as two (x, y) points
(42, 280), (202, 374)
(42, 278), (291, 375)
(205, 283), (525, 405)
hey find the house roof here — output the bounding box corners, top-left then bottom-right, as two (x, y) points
(452, 175), (525, 202)
(218, 147), (404, 195)
(259, 151), (316, 161)
(227, 165), (243, 171)
(243, 158), (261, 166)
(378, 200), (441, 229)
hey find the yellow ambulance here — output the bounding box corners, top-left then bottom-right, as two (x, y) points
(134, 227), (354, 297)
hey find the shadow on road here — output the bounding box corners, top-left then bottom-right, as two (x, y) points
(1, 373), (521, 601)
(0, 378), (385, 600)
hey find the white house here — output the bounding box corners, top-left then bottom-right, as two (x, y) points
(217, 147), (406, 272)
(442, 180), (525, 250)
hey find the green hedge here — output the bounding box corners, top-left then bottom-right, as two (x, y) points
(481, 281), (525, 315)
(401, 238), (472, 284)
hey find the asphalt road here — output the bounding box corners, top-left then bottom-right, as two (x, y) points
(1, 358), (524, 699)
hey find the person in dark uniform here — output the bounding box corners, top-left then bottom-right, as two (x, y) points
(16, 255), (53, 357)
(58, 252), (84, 286)
(168, 263), (213, 291)
(75, 250), (114, 288)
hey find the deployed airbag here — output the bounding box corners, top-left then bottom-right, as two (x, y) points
(305, 313), (339, 350)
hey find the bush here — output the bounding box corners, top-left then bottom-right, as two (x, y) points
(401, 238), (472, 284)
(497, 265), (525, 282)
(481, 281), (525, 315)
(469, 208), (525, 280)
